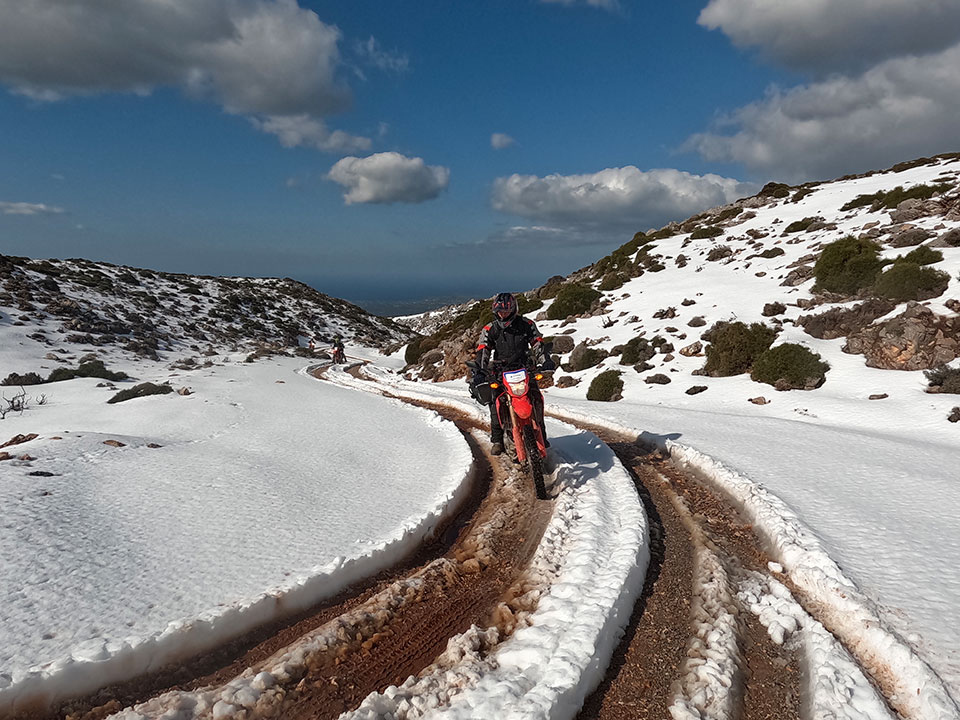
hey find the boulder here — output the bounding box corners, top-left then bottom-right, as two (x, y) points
(679, 341), (703, 357)
(888, 226), (933, 248)
(550, 335), (575, 354)
(890, 198), (941, 224)
(799, 299), (897, 339)
(685, 385), (708, 395)
(931, 228), (960, 248)
(555, 376), (580, 389)
(644, 373), (671, 385)
(687, 315), (706, 327)
(781, 265), (814, 287)
(762, 302), (786, 317)
(844, 302), (960, 370)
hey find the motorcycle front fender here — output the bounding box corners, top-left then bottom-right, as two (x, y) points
(512, 394), (533, 419)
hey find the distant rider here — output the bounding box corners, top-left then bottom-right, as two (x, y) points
(475, 292), (553, 455)
(332, 335), (345, 363)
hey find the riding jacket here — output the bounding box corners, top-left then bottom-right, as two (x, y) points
(476, 316), (547, 372)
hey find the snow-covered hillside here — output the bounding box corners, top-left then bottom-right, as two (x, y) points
(406, 152), (960, 698)
(0, 256), (414, 377)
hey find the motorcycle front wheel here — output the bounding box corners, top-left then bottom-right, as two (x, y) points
(522, 425), (547, 499)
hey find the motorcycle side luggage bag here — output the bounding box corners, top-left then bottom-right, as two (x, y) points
(472, 381), (495, 405)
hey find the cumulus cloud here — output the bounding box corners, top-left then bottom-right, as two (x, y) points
(0, 201), (64, 215)
(491, 166), (755, 232)
(355, 36), (409, 74)
(251, 115), (370, 152)
(698, 0), (960, 73)
(491, 133), (516, 150)
(0, 0), (362, 149)
(327, 152), (450, 205)
(686, 43), (960, 182)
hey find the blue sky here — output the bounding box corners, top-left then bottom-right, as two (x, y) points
(1, 1), (958, 309)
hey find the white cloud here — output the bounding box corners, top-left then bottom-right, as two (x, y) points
(355, 36), (409, 74)
(251, 115), (370, 152)
(698, 0), (960, 73)
(0, 201), (64, 216)
(491, 133), (516, 150)
(686, 43), (960, 182)
(491, 166), (754, 231)
(541, 0), (621, 11)
(327, 152), (450, 205)
(0, 0), (361, 150)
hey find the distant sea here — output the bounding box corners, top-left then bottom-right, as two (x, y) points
(347, 294), (477, 318)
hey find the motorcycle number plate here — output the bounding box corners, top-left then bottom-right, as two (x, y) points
(503, 369), (527, 384)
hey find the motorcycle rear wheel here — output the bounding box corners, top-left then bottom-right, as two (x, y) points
(523, 425), (547, 499)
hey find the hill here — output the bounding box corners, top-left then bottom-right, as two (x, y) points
(405, 152), (960, 424)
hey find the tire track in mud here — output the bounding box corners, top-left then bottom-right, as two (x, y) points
(571, 426), (805, 720)
(15, 384), (553, 720)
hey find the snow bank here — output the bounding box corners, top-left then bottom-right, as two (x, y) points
(0, 359), (474, 715)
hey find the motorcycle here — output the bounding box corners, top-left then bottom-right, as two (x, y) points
(467, 359), (550, 499)
(332, 346), (346, 364)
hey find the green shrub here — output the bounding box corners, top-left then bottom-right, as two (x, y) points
(546, 283), (602, 320)
(565, 347), (605, 372)
(45, 360), (129, 383)
(703, 321), (777, 377)
(405, 336), (437, 365)
(872, 262), (949, 301)
(2, 372), (44, 386)
(813, 236), (884, 295)
(690, 226), (724, 239)
(784, 217), (818, 233)
(715, 206), (743, 222)
(899, 246), (943, 266)
(925, 365), (960, 394)
(840, 183), (952, 211)
(620, 336), (654, 365)
(758, 182), (791, 199)
(517, 295), (543, 314)
(599, 272), (628, 291)
(586, 370), (623, 401)
(750, 343), (830, 389)
(107, 382), (174, 404)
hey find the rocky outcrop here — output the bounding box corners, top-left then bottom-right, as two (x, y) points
(844, 303), (960, 370)
(799, 299), (897, 339)
(888, 226), (933, 248)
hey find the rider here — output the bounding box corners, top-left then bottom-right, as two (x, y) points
(332, 335), (345, 362)
(475, 292), (553, 455)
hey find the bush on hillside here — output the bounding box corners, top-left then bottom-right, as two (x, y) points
(750, 343), (829, 390)
(715, 206), (743, 222)
(599, 272), (628, 291)
(899, 246), (943, 266)
(586, 370), (623, 401)
(546, 283), (602, 320)
(783, 217), (818, 233)
(813, 236), (884, 295)
(840, 183), (953, 211)
(405, 335), (438, 365)
(871, 262), (949, 301)
(690, 226), (724, 239)
(2, 372), (44, 386)
(758, 182), (790, 199)
(564, 345), (606, 372)
(620, 336), (655, 365)
(924, 365), (960, 394)
(107, 382), (174, 404)
(702, 321), (776, 377)
(46, 360), (129, 384)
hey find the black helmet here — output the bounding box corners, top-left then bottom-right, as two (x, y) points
(492, 292), (518, 324)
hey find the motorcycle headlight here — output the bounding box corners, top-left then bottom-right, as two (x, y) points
(503, 369), (528, 396)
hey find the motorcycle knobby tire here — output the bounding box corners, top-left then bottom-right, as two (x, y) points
(522, 425), (547, 500)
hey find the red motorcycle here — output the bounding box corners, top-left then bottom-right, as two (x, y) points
(332, 346), (346, 364)
(468, 361), (549, 499)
